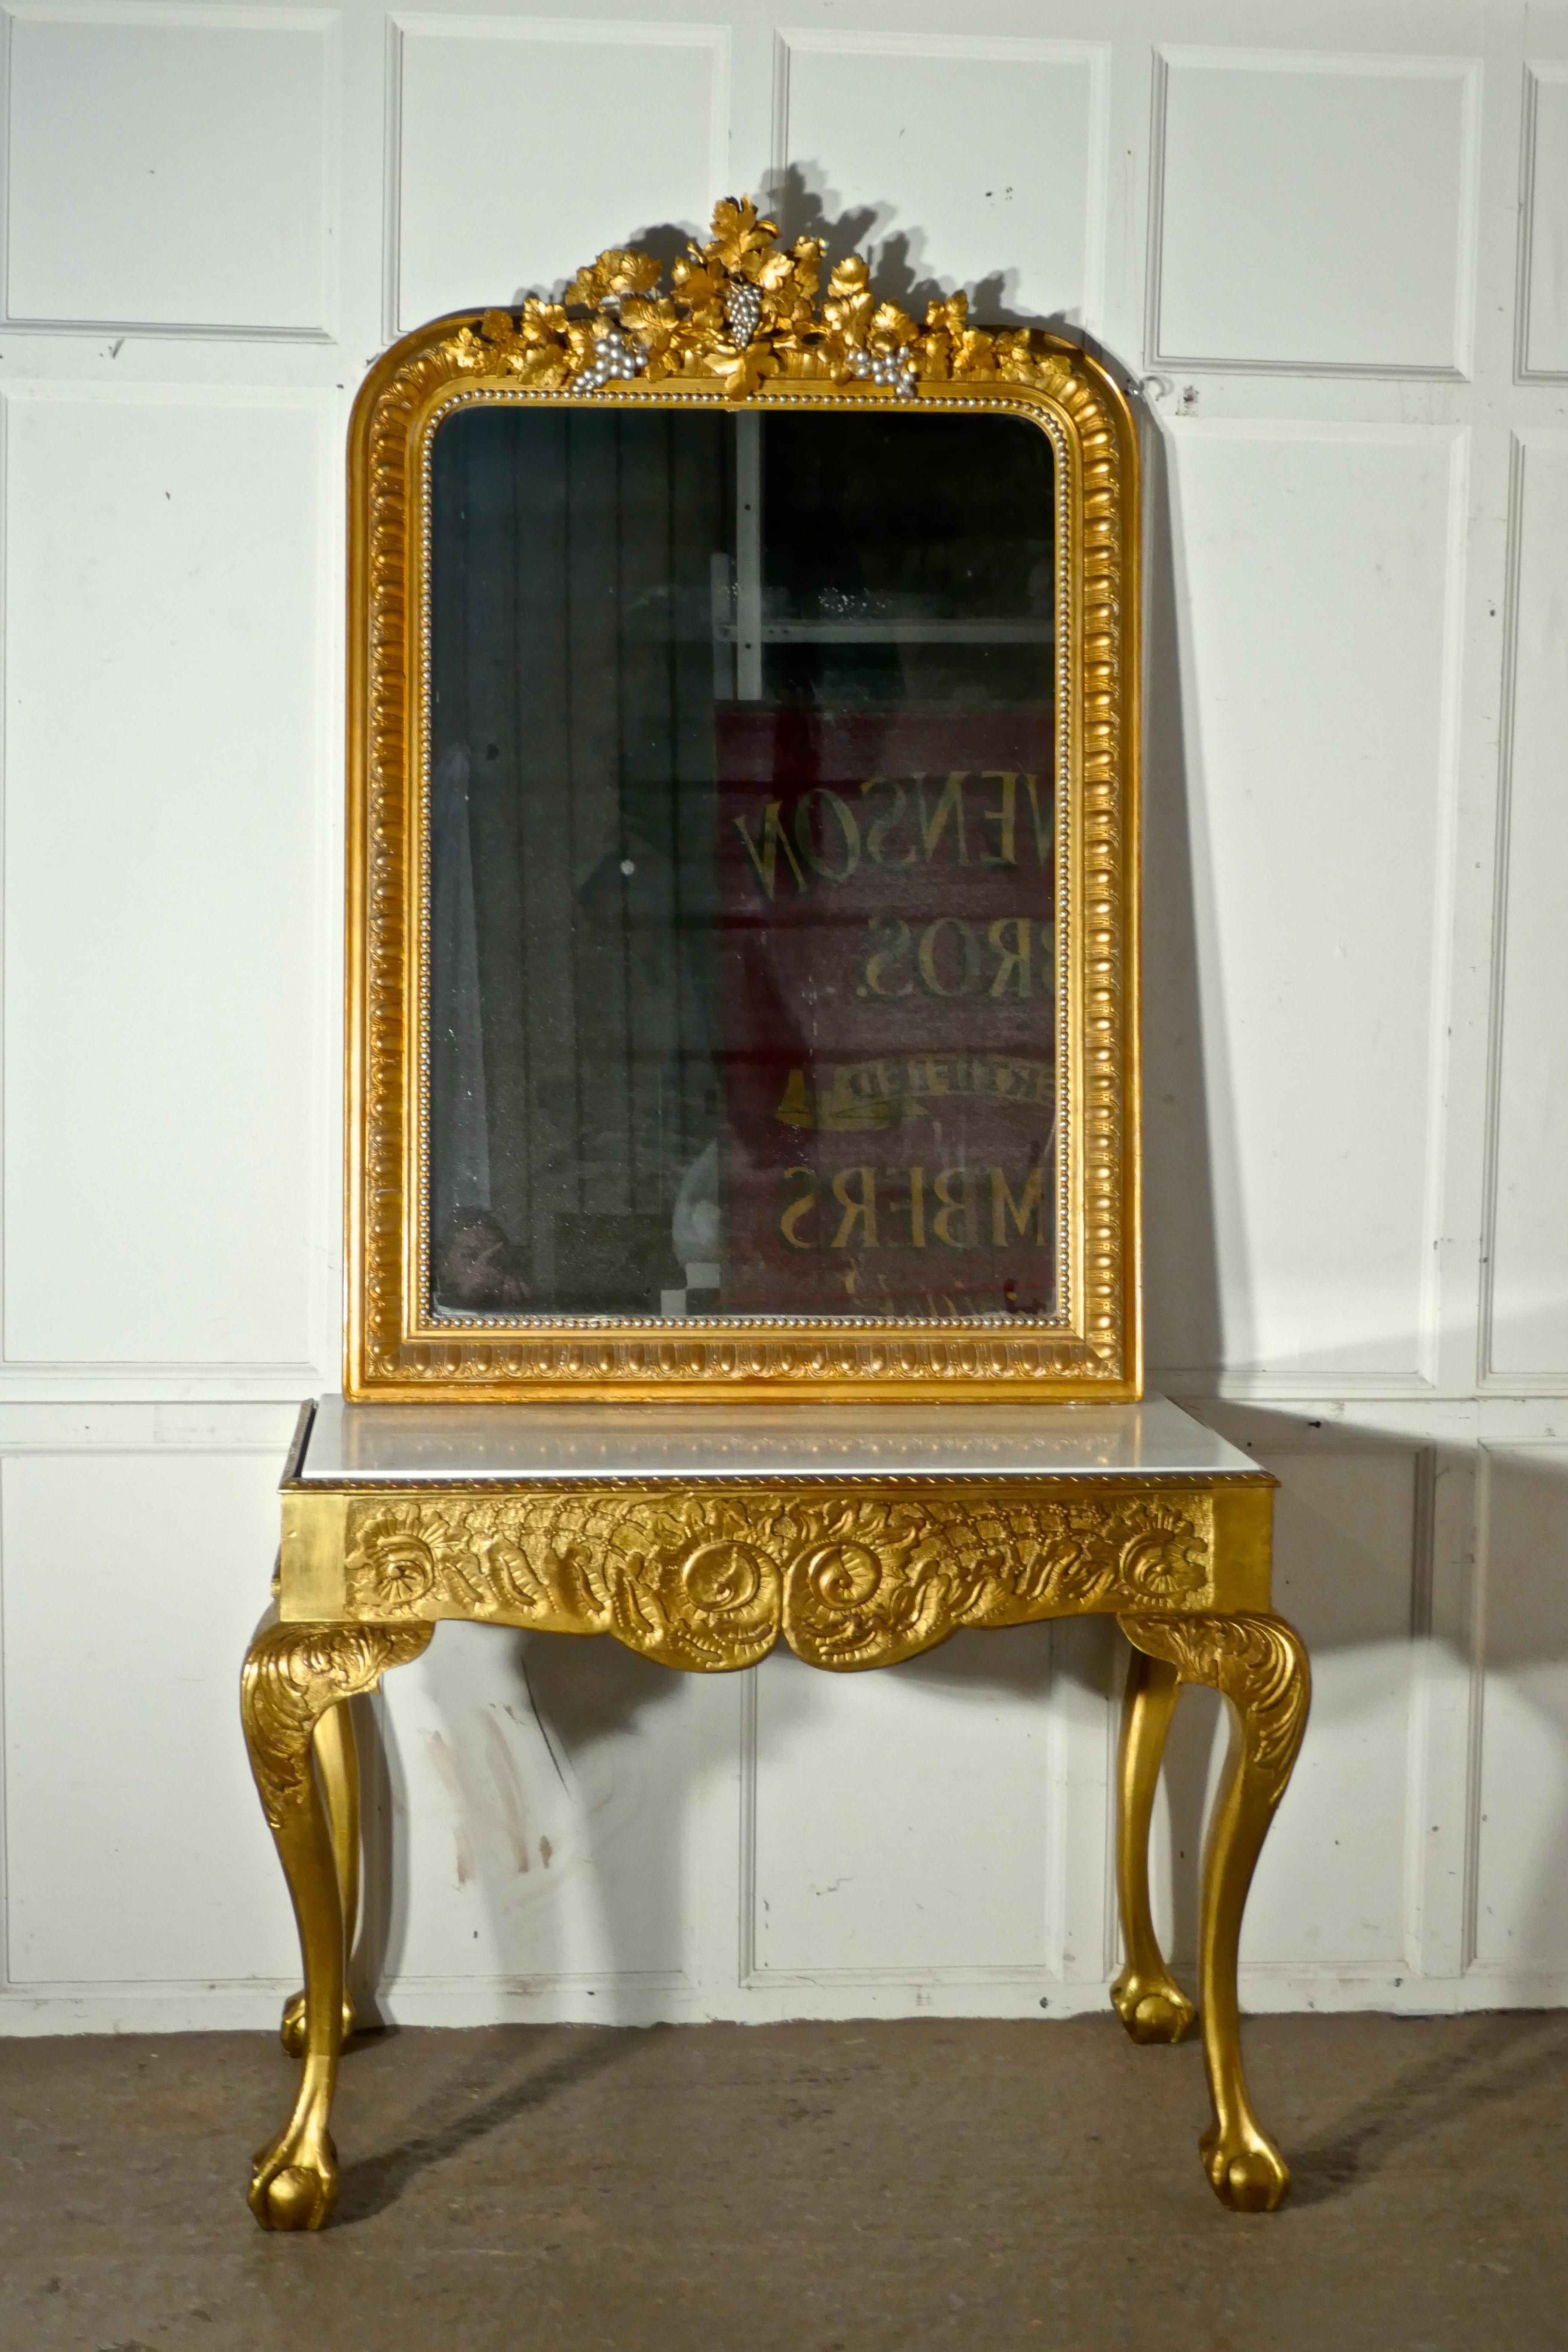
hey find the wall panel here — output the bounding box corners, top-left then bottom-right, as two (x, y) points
(1153, 48), (1478, 373)
(1244, 1448), (1421, 1965)
(776, 31), (1108, 330)
(1, 389), (325, 1369)
(1, 1448), (295, 1986)
(4, 5), (334, 335)
(382, 1620), (697, 1989)
(1486, 436), (1568, 1380)
(1147, 422), (1463, 1387)
(392, 15), (728, 334)
(748, 1630), (1055, 1979)
(1146, 1447), (1421, 1969)
(1522, 65), (1568, 378)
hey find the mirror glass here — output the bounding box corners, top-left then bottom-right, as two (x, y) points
(426, 403), (1059, 1322)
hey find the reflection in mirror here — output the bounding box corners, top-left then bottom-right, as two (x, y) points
(427, 403), (1059, 1324)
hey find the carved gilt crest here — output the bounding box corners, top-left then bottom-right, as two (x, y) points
(445, 196), (1077, 404)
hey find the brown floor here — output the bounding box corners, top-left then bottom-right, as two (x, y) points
(0, 2012), (1563, 2351)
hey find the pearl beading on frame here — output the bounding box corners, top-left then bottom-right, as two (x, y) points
(411, 383), (1075, 1337)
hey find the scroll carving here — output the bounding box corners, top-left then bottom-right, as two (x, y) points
(342, 1489), (1213, 1672)
(241, 1620), (433, 1829)
(1117, 1611), (1311, 1801)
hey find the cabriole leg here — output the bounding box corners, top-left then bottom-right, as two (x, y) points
(280, 1698), (361, 2059)
(1118, 1610), (1311, 2214)
(1110, 1646), (1195, 2044)
(241, 1617), (432, 2231)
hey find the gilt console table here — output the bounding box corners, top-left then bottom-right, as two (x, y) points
(250, 201), (1314, 2236)
(242, 1392), (1308, 2229)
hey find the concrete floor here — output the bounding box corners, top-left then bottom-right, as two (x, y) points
(1, 2012), (1564, 2352)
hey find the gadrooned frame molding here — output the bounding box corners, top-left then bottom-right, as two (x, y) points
(344, 312), (1142, 1402)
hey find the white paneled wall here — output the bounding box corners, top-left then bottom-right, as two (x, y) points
(2, 0), (1567, 2036)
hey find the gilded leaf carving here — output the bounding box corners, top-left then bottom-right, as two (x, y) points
(444, 195), (1077, 405)
(342, 1488), (1214, 1672)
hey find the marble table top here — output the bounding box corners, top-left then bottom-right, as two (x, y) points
(286, 1394), (1266, 1488)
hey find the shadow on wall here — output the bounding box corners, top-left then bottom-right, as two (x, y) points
(352, 1624), (689, 2030)
(510, 164), (1089, 340)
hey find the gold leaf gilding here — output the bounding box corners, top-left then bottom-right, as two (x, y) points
(447, 196), (1079, 402)
(340, 1487), (1214, 1672)
(345, 195), (1140, 1399)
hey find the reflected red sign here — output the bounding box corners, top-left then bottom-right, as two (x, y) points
(716, 707), (1059, 1318)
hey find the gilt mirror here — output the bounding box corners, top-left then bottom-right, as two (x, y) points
(345, 200), (1141, 1401)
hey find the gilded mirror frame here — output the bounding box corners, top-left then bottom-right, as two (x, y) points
(344, 201), (1141, 1402)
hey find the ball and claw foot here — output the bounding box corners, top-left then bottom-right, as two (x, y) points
(1111, 1967), (1197, 2045)
(1202, 2122), (1291, 2213)
(249, 2128), (339, 2231)
(280, 1989), (355, 2058)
